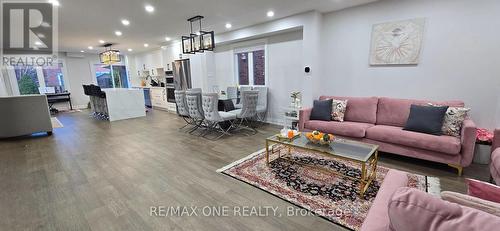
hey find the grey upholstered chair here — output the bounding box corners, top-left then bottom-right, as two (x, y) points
(201, 93), (237, 140)
(185, 89), (205, 134)
(234, 86), (253, 109)
(226, 86), (238, 104)
(228, 90), (259, 134)
(254, 86), (268, 122)
(174, 90), (193, 129)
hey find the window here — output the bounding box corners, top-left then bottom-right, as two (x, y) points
(42, 63), (66, 93)
(235, 45), (266, 86)
(13, 63), (67, 95)
(14, 66), (39, 95)
(94, 64), (129, 88)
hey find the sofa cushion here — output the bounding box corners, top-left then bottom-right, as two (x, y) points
(376, 97), (465, 127)
(366, 125), (461, 155)
(310, 99), (332, 121)
(403, 104), (449, 135)
(320, 96), (378, 124)
(304, 120), (374, 138)
(388, 187), (500, 231)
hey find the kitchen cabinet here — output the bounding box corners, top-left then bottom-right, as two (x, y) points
(150, 87), (168, 110)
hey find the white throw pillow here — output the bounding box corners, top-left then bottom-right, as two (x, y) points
(331, 99), (348, 122)
(428, 103), (470, 137)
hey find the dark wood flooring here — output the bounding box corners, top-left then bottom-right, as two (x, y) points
(0, 110), (490, 231)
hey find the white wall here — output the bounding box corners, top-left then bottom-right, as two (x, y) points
(214, 31), (304, 125)
(129, 0), (500, 128)
(320, 0), (500, 128)
(61, 53), (100, 108)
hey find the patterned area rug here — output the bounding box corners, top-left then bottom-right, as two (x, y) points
(218, 145), (436, 231)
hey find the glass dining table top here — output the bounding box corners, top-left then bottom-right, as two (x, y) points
(266, 134), (378, 162)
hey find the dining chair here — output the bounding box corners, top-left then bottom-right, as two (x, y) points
(226, 86), (238, 105)
(174, 90), (193, 129)
(234, 86), (253, 109)
(228, 90), (259, 134)
(201, 93), (237, 140)
(254, 86), (268, 122)
(185, 89), (205, 134)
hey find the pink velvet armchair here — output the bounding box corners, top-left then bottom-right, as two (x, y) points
(490, 129), (500, 185)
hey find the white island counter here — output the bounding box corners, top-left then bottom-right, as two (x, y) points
(102, 88), (146, 122)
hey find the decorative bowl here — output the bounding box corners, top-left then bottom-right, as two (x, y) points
(305, 131), (335, 145)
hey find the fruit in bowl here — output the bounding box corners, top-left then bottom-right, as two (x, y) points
(306, 130), (335, 145)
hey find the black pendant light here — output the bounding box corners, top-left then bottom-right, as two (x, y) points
(99, 43), (121, 64)
(182, 16), (215, 54)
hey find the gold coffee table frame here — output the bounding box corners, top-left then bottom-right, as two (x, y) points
(265, 135), (379, 197)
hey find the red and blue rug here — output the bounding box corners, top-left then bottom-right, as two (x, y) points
(218, 145), (438, 230)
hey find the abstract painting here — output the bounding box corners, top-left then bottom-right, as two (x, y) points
(369, 18), (426, 65)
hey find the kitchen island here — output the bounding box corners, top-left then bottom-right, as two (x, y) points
(102, 88), (146, 122)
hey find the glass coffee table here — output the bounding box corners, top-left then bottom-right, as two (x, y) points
(265, 135), (379, 197)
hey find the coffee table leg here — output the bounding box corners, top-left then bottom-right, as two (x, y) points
(266, 140), (270, 165)
(360, 162), (366, 197)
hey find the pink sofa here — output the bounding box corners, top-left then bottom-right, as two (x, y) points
(491, 129), (500, 185)
(299, 96), (477, 175)
(361, 170), (500, 231)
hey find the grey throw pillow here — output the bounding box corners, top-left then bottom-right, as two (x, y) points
(310, 99), (333, 121)
(403, 105), (449, 135)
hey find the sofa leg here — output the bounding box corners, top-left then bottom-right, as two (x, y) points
(47, 131), (53, 136)
(448, 164), (463, 176)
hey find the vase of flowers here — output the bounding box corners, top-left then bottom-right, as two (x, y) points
(291, 91), (301, 108)
(474, 128), (493, 164)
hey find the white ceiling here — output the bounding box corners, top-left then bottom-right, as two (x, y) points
(56, 0), (378, 54)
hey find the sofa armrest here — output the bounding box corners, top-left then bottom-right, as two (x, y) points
(298, 108), (312, 131)
(460, 119), (477, 167)
(360, 170), (408, 231)
(492, 129), (500, 153)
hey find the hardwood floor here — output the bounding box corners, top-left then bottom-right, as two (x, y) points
(0, 110), (490, 231)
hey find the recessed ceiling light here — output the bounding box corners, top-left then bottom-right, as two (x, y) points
(225, 23), (232, 29)
(144, 43), (149, 47)
(145, 5), (155, 13)
(80, 50), (85, 53)
(35, 41), (42, 46)
(165, 37), (171, 41)
(128, 48), (133, 52)
(88, 46), (93, 50)
(267, 10), (275, 17)
(48, 0), (60, 7)
(161, 46), (167, 50)
(99, 40), (105, 44)
(121, 19), (130, 26)
(115, 31), (122, 36)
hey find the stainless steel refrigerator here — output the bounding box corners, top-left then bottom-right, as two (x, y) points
(172, 59), (192, 90)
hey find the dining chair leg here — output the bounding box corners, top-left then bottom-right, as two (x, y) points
(203, 121), (234, 140)
(188, 120), (203, 134)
